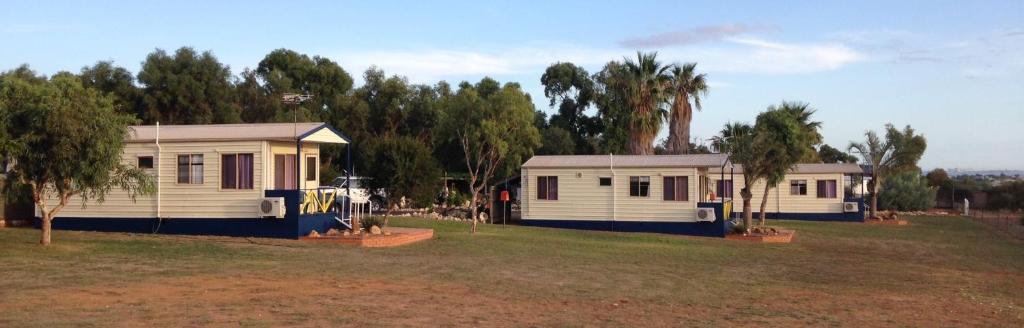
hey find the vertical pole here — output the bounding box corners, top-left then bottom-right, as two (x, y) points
(295, 140), (302, 190)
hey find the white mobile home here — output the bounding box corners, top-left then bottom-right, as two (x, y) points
(708, 163), (865, 221)
(40, 122), (355, 238)
(520, 154), (732, 237)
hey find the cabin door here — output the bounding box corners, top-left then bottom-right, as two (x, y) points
(274, 154), (297, 190)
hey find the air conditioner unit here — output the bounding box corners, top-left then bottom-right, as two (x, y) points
(843, 202), (859, 213)
(695, 207), (717, 222)
(258, 197), (286, 218)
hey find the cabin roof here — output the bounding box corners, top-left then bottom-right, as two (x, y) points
(710, 163), (864, 174)
(127, 122), (350, 144)
(522, 154), (729, 168)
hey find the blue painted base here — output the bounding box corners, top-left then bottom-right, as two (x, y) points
(740, 212), (865, 222)
(521, 202), (730, 237)
(37, 214), (340, 239)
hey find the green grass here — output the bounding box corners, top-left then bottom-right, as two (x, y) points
(0, 216), (1022, 327)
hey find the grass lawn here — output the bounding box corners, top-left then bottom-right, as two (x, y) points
(1, 216), (1022, 327)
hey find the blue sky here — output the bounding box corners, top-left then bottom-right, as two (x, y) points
(2, 0), (1022, 170)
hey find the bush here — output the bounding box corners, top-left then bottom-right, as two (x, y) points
(878, 171), (936, 211)
(361, 216), (385, 230)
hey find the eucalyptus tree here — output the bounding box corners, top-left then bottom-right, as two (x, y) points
(666, 63), (709, 154)
(541, 62), (600, 154)
(80, 61), (140, 117)
(0, 69), (154, 246)
(848, 124), (927, 218)
(137, 47), (240, 124)
(438, 79), (541, 233)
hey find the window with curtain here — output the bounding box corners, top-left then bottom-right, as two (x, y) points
(663, 176), (689, 201)
(537, 176), (558, 200)
(817, 180), (838, 198)
(716, 180), (733, 198)
(305, 156), (317, 181)
(629, 176), (650, 197)
(177, 154), (203, 184)
(274, 154), (297, 189)
(790, 180), (808, 195)
(221, 153), (254, 189)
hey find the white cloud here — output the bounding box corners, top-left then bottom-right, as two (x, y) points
(334, 37), (865, 83)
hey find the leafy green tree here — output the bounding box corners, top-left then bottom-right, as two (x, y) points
(0, 69), (154, 246)
(537, 127), (575, 155)
(878, 171), (936, 211)
(988, 181), (1024, 211)
(848, 124), (927, 218)
(751, 103), (821, 225)
(712, 122), (758, 232)
(818, 144), (858, 163)
(255, 49), (353, 121)
(666, 63), (708, 154)
(541, 62), (600, 154)
(592, 61), (631, 154)
(363, 136), (441, 224)
(137, 47), (240, 124)
(80, 61), (140, 117)
(235, 68), (282, 123)
(438, 79), (541, 233)
(925, 168), (950, 187)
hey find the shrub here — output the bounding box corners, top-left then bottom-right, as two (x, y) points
(879, 171), (936, 211)
(361, 216), (386, 230)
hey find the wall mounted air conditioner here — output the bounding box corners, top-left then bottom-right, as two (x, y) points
(696, 207), (716, 222)
(843, 202), (859, 213)
(258, 197), (286, 218)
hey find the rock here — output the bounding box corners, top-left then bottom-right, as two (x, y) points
(343, 230), (351, 236)
(370, 225), (383, 235)
(308, 230), (320, 238)
(326, 228), (340, 236)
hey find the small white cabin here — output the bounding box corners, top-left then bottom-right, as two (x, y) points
(520, 154), (732, 236)
(40, 122), (354, 238)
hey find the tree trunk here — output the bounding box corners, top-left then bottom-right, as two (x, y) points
(741, 188), (753, 234)
(40, 215), (52, 246)
(872, 178), (880, 219)
(759, 184), (771, 227)
(667, 95), (692, 155)
(626, 129), (653, 155)
(469, 190), (479, 234)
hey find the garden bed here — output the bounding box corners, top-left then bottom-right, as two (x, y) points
(726, 229), (795, 243)
(300, 227), (433, 247)
(865, 218), (909, 225)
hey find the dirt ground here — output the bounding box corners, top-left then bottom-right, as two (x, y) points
(3, 272), (1019, 327)
(1, 216), (1022, 327)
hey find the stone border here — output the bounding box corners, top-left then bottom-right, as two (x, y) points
(865, 219), (909, 226)
(725, 230), (796, 243)
(300, 227), (433, 248)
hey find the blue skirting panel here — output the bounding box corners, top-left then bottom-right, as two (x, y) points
(521, 202), (729, 237)
(735, 198), (866, 222)
(36, 189), (349, 239)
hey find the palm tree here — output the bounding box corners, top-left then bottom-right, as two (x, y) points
(848, 124), (927, 218)
(776, 101), (823, 162)
(666, 63), (708, 154)
(616, 51), (672, 155)
(712, 122), (758, 233)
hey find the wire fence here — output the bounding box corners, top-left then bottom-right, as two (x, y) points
(969, 209), (1024, 240)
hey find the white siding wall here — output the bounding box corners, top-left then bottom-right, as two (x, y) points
(43, 140), (325, 219)
(710, 172), (846, 214)
(522, 167), (702, 222)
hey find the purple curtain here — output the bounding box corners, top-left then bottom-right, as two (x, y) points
(548, 176), (558, 200)
(537, 176), (548, 200)
(239, 154), (254, 189)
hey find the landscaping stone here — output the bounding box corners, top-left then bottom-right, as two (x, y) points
(308, 230), (320, 238)
(370, 225), (382, 235)
(325, 228), (340, 236)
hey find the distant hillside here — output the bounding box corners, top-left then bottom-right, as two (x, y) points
(947, 169), (1024, 177)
